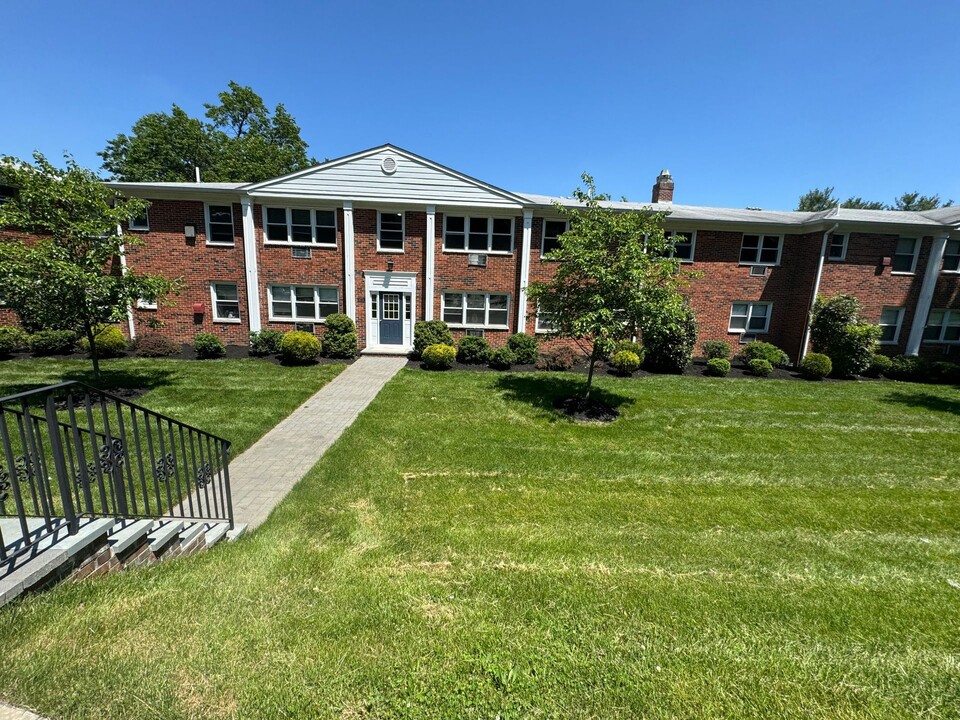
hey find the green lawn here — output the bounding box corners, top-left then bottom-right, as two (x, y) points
(1, 370), (958, 719)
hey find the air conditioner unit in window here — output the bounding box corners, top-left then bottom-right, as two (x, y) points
(468, 253), (487, 267)
(295, 322), (315, 333)
(465, 328), (485, 338)
(749, 265), (768, 277)
(292, 247), (312, 259)
(739, 333), (758, 344)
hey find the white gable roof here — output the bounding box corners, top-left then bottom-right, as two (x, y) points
(243, 144), (528, 209)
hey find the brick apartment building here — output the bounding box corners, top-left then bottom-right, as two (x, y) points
(5, 144), (960, 361)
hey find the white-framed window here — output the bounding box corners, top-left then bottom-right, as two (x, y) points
(443, 216), (514, 253)
(210, 282), (240, 322)
(441, 291), (509, 327)
(129, 209), (149, 232)
(205, 204), (235, 245)
(136, 297), (158, 310)
(268, 284), (339, 322)
(666, 231), (696, 262)
(541, 219), (568, 257)
(264, 207), (337, 246)
(827, 233), (847, 261)
(891, 237), (919, 273)
(728, 302), (771, 333)
(378, 211), (405, 252)
(739, 234), (782, 265)
(923, 309), (960, 343)
(535, 306), (557, 333)
(942, 239), (960, 273)
(878, 307), (905, 344)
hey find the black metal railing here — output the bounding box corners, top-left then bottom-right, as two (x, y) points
(0, 382), (233, 563)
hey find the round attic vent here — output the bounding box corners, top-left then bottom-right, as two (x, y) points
(381, 155), (398, 174)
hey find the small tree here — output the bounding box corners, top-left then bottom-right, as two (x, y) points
(0, 153), (179, 377)
(810, 294), (881, 377)
(528, 173), (698, 399)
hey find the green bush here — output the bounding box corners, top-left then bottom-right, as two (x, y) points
(704, 358), (731, 376)
(739, 341), (789, 367)
(506, 333), (539, 364)
(0, 326), (29, 355)
(488, 347), (517, 370)
(611, 350), (641, 376)
(810, 294), (881, 377)
(641, 302), (697, 373)
(701, 340), (731, 360)
(280, 330), (320, 364)
(29, 330), (77, 356)
(863, 354), (893, 378)
(134, 334), (180, 358)
(322, 313), (358, 358)
(79, 326), (128, 358)
(413, 320), (453, 359)
(422, 343), (456, 370)
(249, 329), (284, 356)
(799, 353), (832, 380)
(887, 355), (920, 381)
(194, 332), (226, 359)
(612, 340), (646, 366)
(456, 335), (490, 364)
(747, 358), (774, 377)
(928, 361), (960, 385)
(534, 346), (578, 371)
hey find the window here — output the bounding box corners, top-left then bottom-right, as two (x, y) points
(443, 216), (513, 253)
(136, 297), (158, 310)
(206, 205), (235, 245)
(211, 282), (240, 322)
(264, 207), (337, 245)
(269, 285), (339, 322)
(739, 234), (782, 265)
(666, 231), (696, 262)
(878, 307), (904, 344)
(542, 220), (568, 256)
(943, 240), (960, 273)
(827, 233), (847, 261)
(535, 306), (557, 333)
(378, 211), (404, 251)
(129, 210), (149, 231)
(728, 302), (771, 333)
(923, 309), (960, 343)
(441, 292), (509, 327)
(892, 237), (918, 273)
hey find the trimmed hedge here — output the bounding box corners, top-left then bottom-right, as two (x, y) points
(506, 333), (539, 364)
(280, 331), (321, 364)
(535, 346), (578, 371)
(488, 347), (517, 370)
(704, 358), (731, 377)
(641, 302), (697, 373)
(799, 353), (832, 380)
(29, 330), (77, 356)
(864, 354), (893, 378)
(194, 332), (226, 359)
(740, 341), (789, 367)
(0, 326), (29, 355)
(135, 334), (180, 358)
(79, 326), (128, 358)
(322, 313), (358, 359)
(611, 350), (641, 376)
(422, 343), (456, 370)
(414, 321), (453, 359)
(612, 341), (646, 366)
(747, 358), (773, 377)
(887, 355), (919, 381)
(701, 340), (731, 360)
(457, 336), (490, 364)
(249, 329), (284, 356)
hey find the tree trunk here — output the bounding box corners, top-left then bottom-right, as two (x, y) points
(584, 343), (599, 400)
(84, 323), (101, 380)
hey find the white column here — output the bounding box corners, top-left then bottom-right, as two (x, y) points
(343, 201), (357, 321)
(240, 197), (262, 332)
(517, 209), (533, 333)
(905, 234), (949, 356)
(425, 205), (436, 321)
(116, 223), (137, 340)
(799, 223), (838, 360)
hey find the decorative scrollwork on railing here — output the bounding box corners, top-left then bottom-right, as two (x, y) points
(75, 440), (126, 488)
(195, 462), (213, 489)
(1, 456), (34, 502)
(153, 452), (177, 485)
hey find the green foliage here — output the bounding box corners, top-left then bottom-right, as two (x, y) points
(747, 358), (774, 377)
(799, 353), (833, 380)
(887, 355), (920, 381)
(739, 341), (790, 367)
(414, 320), (454, 359)
(79, 325), (128, 358)
(0, 326), (29, 355)
(612, 340), (646, 366)
(928, 361), (960, 385)
(280, 330), (320, 364)
(194, 332), (226, 359)
(488, 347), (517, 370)
(134, 333), (180, 358)
(249, 329), (284, 356)
(797, 187), (952, 211)
(642, 301), (698, 373)
(797, 186), (839, 211)
(841, 197), (886, 210)
(892, 192), (953, 211)
(810, 294), (881, 377)
(29, 330), (77, 356)
(457, 336), (491, 364)
(321, 313), (358, 359)
(611, 350), (641, 376)
(534, 346), (579, 371)
(421, 344), (456, 370)
(506, 333), (539, 364)
(701, 340), (731, 360)
(704, 358), (731, 377)
(863, 354), (893, 378)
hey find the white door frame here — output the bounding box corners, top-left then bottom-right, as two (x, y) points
(363, 271), (417, 352)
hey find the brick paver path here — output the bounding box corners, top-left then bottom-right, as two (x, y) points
(227, 355), (406, 529)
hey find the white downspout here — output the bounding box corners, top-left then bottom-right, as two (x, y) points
(905, 234), (949, 356)
(799, 222), (839, 360)
(116, 223), (137, 340)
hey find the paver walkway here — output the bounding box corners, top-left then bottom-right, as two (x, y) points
(0, 702), (45, 720)
(227, 355), (406, 529)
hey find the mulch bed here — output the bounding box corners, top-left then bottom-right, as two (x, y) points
(553, 396), (620, 422)
(1, 345), (354, 368)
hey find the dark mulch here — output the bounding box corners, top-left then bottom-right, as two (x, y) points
(2, 345), (354, 368)
(553, 395), (620, 422)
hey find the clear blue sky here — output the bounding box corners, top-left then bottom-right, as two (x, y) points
(3, 0), (958, 210)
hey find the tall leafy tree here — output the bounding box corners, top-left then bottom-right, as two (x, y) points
(797, 186), (838, 211)
(797, 187), (952, 211)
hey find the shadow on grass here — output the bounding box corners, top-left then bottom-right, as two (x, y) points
(882, 390), (960, 415)
(493, 373), (634, 418)
(0, 367), (178, 399)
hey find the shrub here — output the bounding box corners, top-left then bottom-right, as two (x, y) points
(747, 358), (773, 377)
(488, 347), (517, 370)
(506, 333), (539, 364)
(863, 354), (893, 378)
(79, 326), (128, 358)
(456, 335), (490, 364)
(279, 330), (320, 364)
(413, 320), (453, 359)
(799, 353), (832, 380)
(887, 355), (920, 381)
(810, 294), (881, 377)
(612, 340), (646, 366)
(134, 334), (180, 358)
(739, 341), (789, 367)
(249, 329), (284, 356)
(704, 358), (731, 377)
(422, 343), (456, 370)
(611, 350), (641, 376)
(641, 302), (697, 373)
(322, 313), (358, 359)
(701, 340), (731, 360)
(29, 330), (77, 356)
(194, 332), (226, 359)
(0, 326), (29, 355)
(535, 346), (579, 371)
(928, 361), (960, 385)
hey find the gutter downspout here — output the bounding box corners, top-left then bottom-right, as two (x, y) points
(799, 222), (839, 360)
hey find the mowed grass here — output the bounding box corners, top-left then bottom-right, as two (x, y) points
(1, 370), (959, 719)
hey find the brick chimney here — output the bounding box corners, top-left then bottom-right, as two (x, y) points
(652, 169), (674, 203)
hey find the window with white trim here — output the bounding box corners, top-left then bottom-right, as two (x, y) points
(441, 292), (509, 327)
(264, 207), (336, 245)
(136, 297), (158, 310)
(878, 307), (904, 344)
(269, 284), (339, 322)
(739, 234), (782, 265)
(443, 216), (513, 253)
(206, 205), (235, 245)
(728, 302), (771, 333)
(923, 309), (960, 343)
(535, 306), (557, 333)
(129, 210), (149, 231)
(827, 233), (847, 261)
(892, 237), (918, 273)
(378, 211), (404, 251)
(211, 282), (240, 321)
(542, 220), (568, 256)
(666, 231), (696, 262)
(942, 239), (960, 273)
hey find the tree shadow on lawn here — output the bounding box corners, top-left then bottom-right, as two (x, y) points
(0, 366), (178, 400)
(493, 373), (635, 420)
(882, 390), (960, 416)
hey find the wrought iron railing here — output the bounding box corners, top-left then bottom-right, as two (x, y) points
(0, 382), (233, 563)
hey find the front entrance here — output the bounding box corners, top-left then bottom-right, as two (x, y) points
(379, 292), (403, 345)
(363, 271), (417, 352)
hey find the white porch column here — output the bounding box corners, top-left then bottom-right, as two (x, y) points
(343, 201), (357, 321)
(905, 234), (949, 356)
(517, 210), (534, 333)
(425, 205), (436, 320)
(240, 197), (262, 331)
(116, 223), (137, 340)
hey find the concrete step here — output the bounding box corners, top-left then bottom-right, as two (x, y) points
(147, 520), (184, 553)
(178, 521), (206, 547)
(226, 523), (248, 542)
(108, 519), (154, 556)
(204, 522), (230, 547)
